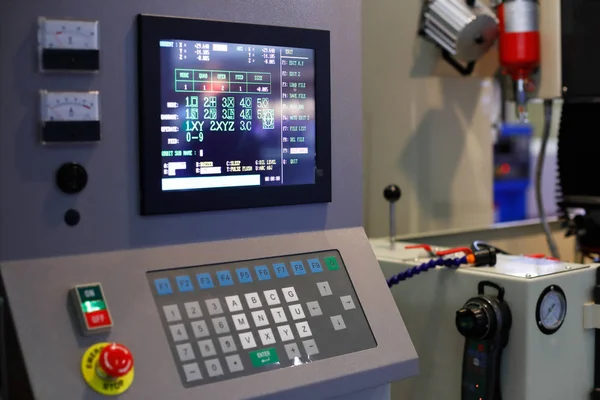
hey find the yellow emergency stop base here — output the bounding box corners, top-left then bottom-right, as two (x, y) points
(81, 342), (135, 396)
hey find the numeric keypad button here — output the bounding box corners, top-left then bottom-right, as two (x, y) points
(184, 301), (203, 319)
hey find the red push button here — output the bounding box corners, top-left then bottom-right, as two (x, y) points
(98, 343), (134, 378)
(85, 310), (112, 329)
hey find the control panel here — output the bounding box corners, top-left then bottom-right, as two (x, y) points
(147, 250), (377, 388)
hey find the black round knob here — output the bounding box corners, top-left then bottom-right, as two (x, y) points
(56, 163), (88, 194)
(383, 184), (402, 203)
(64, 209), (81, 227)
(456, 306), (488, 339)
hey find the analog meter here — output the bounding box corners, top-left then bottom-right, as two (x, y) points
(39, 91), (101, 144)
(535, 285), (567, 335)
(38, 17), (100, 71)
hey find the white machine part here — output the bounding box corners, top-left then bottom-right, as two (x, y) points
(421, 0), (499, 62)
(371, 238), (596, 400)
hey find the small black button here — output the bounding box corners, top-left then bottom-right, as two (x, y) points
(64, 209), (80, 227)
(56, 163), (88, 194)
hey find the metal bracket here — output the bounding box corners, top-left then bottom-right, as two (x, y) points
(584, 302), (600, 329)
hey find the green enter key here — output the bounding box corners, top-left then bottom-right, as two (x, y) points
(249, 348), (279, 367)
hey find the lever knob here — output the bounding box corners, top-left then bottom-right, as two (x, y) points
(383, 184), (402, 203)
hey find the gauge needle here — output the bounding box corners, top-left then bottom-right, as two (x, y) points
(544, 304), (555, 320)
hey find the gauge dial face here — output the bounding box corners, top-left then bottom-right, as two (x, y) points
(39, 18), (99, 50)
(537, 287), (566, 333)
(40, 91), (100, 122)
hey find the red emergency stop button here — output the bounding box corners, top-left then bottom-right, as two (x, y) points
(98, 343), (134, 378)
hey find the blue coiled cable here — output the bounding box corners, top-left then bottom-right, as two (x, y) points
(387, 256), (467, 288)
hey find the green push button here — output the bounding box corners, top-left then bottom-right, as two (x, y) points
(249, 348), (279, 367)
(81, 300), (107, 313)
(77, 285), (103, 302)
(324, 256), (340, 271)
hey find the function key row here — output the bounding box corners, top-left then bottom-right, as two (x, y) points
(153, 256), (341, 295)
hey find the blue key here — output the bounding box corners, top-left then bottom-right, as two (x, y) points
(307, 259), (323, 273)
(290, 261), (306, 275)
(154, 278), (173, 295)
(273, 263), (289, 278)
(217, 270), (234, 286)
(254, 265), (271, 281)
(196, 273), (214, 289)
(175, 275), (194, 292)
(236, 268), (253, 283)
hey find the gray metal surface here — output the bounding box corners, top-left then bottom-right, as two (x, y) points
(147, 249), (377, 388)
(1, 228), (418, 400)
(0, 0), (363, 261)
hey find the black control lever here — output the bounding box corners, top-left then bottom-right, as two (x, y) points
(456, 281), (512, 400)
(383, 185), (402, 250)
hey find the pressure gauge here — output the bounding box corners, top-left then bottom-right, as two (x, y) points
(38, 17), (100, 71)
(39, 91), (101, 144)
(535, 285), (567, 335)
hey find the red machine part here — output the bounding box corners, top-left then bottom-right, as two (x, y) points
(496, 0), (541, 81)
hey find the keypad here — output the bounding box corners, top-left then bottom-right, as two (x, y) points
(148, 250), (376, 389)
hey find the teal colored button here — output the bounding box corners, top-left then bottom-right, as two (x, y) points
(324, 256), (340, 271)
(77, 285), (103, 302)
(249, 348), (279, 367)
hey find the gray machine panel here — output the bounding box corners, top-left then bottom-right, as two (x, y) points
(1, 228), (418, 400)
(147, 250), (377, 388)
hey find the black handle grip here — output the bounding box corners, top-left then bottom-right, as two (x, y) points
(441, 49), (475, 76)
(478, 281), (505, 301)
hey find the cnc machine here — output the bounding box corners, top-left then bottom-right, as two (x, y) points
(0, 2), (418, 399)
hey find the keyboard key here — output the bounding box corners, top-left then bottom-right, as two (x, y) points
(163, 304), (181, 322)
(196, 273), (214, 289)
(331, 315), (346, 330)
(340, 295), (356, 310)
(226, 354), (244, 373)
(317, 281), (333, 297)
(184, 301), (203, 319)
(239, 331), (257, 349)
(289, 304), (306, 320)
(245, 292), (263, 309)
(264, 289), (281, 306)
(277, 325), (295, 342)
(290, 261), (307, 275)
(205, 359), (224, 377)
(270, 307), (287, 323)
(182, 363), (203, 382)
(302, 339), (319, 356)
(169, 324), (189, 342)
(205, 299), (223, 315)
(225, 295), (243, 312)
(282, 287), (299, 303)
(218, 335), (237, 353)
(236, 267), (253, 283)
(258, 328), (276, 346)
(254, 265), (272, 280)
(324, 256), (340, 271)
(175, 275), (194, 292)
(190, 320), (210, 338)
(154, 278), (172, 295)
(231, 313), (250, 331)
(197, 339), (217, 357)
(295, 321), (312, 338)
(273, 263), (289, 278)
(216, 270), (234, 286)
(307, 259), (323, 273)
(284, 343), (301, 360)
(212, 317), (230, 334)
(176, 343), (195, 362)
(251, 310), (270, 327)
(306, 301), (323, 317)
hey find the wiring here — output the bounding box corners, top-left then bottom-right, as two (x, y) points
(387, 256), (468, 288)
(535, 99), (561, 259)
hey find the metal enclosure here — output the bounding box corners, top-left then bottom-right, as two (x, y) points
(372, 239), (595, 400)
(0, 1), (418, 399)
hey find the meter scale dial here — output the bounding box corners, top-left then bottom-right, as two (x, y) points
(41, 91), (100, 122)
(39, 18), (99, 50)
(536, 285), (567, 335)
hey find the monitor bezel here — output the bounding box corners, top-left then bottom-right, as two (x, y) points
(137, 14), (332, 216)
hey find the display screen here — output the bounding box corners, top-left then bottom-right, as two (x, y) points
(159, 40), (316, 192)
